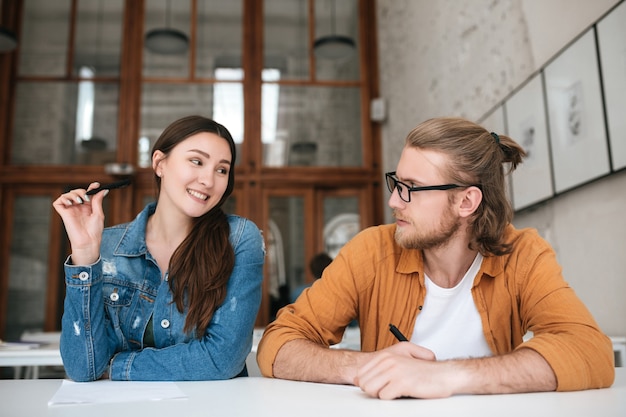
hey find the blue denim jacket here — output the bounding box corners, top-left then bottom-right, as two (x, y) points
(60, 203), (265, 381)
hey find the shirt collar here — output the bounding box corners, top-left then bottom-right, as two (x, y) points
(113, 202), (156, 256)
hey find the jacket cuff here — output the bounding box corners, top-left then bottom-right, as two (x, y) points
(64, 255), (102, 285)
(109, 350), (135, 381)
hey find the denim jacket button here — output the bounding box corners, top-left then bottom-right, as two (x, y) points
(160, 319), (170, 329)
(109, 292), (119, 302)
(78, 271), (89, 281)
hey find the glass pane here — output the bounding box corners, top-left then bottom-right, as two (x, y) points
(19, 0), (72, 76)
(140, 82), (243, 166)
(196, 0), (243, 78)
(267, 196), (305, 319)
(140, 83), (214, 140)
(213, 69), (244, 149)
(262, 85), (362, 167)
(143, 0), (191, 77)
(314, 0), (360, 81)
(264, 0), (309, 80)
(5, 196), (52, 341)
(73, 0), (125, 77)
(12, 81), (119, 165)
(322, 196), (360, 258)
(142, 194), (157, 208)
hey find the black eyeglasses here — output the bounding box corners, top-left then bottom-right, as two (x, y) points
(385, 171), (480, 203)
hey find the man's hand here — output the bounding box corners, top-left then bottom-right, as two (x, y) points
(354, 342), (447, 399)
(355, 346), (557, 399)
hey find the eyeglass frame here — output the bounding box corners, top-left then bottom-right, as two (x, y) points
(385, 171), (481, 203)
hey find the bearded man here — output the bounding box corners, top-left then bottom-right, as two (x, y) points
(257, 117), (614, 399)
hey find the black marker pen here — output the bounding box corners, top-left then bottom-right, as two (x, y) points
(86, 179), (132, 195)
(389, 323), (408, 342)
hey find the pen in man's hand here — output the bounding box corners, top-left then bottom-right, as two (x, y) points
(389, 323), (408, 342)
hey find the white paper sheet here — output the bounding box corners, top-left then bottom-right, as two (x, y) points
(48, 379), (188, 406)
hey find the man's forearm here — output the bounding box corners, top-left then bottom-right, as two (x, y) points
(273, 338), (371, 384)
(452, 348), (557, 395)
(272, 339), (557, 397)
(354, 346), (557, 399)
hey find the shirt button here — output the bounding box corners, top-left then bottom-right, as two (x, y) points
(109, 292), (119, 302)
(160, 319), (170, 329)
(78, 271), (89, 281)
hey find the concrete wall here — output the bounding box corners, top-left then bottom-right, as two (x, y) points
(376, 0), (625, 336)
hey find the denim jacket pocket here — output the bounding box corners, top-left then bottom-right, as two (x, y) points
(103, 284), (133, 307)
(103, 283), (135, 328)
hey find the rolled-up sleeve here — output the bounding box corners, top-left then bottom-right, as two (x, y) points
(502, 229), (615, 391)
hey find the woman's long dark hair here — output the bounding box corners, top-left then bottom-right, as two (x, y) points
(152, 115), (236, 338)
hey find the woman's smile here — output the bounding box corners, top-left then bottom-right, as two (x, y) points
(187, 188), (209, 201)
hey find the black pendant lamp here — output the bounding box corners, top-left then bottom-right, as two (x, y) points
(313, 0), (355, 60)
(0, 26), (17, 53)
(144, 0), (189, 55)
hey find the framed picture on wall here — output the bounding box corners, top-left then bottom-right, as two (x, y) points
(597, 0), (626, 171)
(544, 29), (610, 193)
(505, 73), (554, 211)
(479, 105), (513, 204)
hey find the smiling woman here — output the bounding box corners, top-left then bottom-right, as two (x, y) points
(52, 116), (265, 382)
(153, 132), (232, 220)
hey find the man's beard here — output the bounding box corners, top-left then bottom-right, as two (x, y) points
(394, 205), (461, 250)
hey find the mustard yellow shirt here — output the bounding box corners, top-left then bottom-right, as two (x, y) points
(257, 224), (615, 391)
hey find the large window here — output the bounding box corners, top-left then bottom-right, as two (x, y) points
(0, 0), (381, 337)
(11, 0), (123, 166)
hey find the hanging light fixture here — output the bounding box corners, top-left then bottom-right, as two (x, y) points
(0, 26), (17, 53)
(313, 0), (355, 60)
(144, 0), (188, 55)
(0, 0), (18, 54)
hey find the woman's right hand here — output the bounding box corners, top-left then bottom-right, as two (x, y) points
(52, 182), (108, 266)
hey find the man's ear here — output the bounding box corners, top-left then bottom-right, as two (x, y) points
(458, 186), (482, 218)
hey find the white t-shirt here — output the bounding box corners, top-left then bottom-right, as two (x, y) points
(410, 253), (492, 360)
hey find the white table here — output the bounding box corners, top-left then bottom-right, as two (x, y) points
(0, 345), (62, 367)
(0, 332), (62, 378)
(0, 344), (63, 378)
(1, 368), (625, 417)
